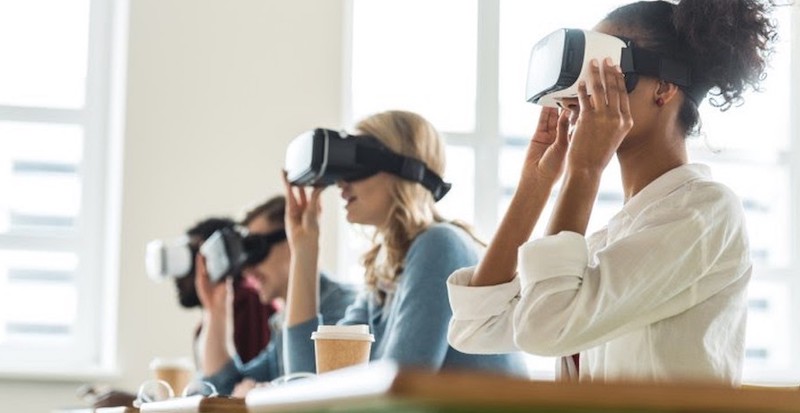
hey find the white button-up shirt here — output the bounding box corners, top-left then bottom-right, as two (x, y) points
(447, 164), (751, 384)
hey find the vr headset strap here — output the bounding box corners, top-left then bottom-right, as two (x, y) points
(624, 47), (710, 105)
(356, 145), (452, 202)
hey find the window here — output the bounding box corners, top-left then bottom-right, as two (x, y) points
(0, 0), (122, 377)
(348, 0), (800, 383)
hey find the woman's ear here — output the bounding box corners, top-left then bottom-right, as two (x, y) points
(654, 80), (681, 106)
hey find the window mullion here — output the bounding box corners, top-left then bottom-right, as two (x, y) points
(473, 0), (501, 239)
(0, 106), (84, 125)
(0, 234), (80, 252)
(788, 0), (800, 380)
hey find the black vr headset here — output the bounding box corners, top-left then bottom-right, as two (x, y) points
(284, 128), (451, 202)
(526, 28), (708, 108)
(199, 227), (287, 283)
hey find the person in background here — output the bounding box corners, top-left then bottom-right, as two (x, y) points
(283, 110), (527, 377)
(180, 217), (276, 366)
(196, 196), (357, 396)
(447, 0), (776, 385)
(85, 216), (277, 408)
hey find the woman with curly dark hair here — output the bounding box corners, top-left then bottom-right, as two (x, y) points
(447, 0), (777, 384)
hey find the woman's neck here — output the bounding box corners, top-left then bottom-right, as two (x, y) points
(617, 126), (688, 203)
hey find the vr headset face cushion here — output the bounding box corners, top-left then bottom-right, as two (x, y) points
(241, 229), (287, 267)
(340, 136), (387, 183)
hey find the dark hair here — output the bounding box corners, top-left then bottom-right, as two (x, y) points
(175, 217), (236, 308)
(604, 0), (777, 134)
(243, 195), (285, 227)
(186, 217), (236, 241)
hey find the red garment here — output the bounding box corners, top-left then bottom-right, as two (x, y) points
(194, 282), (276, 364)
(231, 282), (276, 363)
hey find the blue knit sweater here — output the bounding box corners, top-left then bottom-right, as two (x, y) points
(284, 223), (527, 377)
(204, 275), (356, 395)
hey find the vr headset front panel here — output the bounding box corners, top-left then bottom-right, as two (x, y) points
(527, 29), (629, 108)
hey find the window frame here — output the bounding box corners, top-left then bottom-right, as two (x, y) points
(0, 0), (125, 379)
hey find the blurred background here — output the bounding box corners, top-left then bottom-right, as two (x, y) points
(0, 1), (797, 411)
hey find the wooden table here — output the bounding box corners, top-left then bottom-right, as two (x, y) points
(246, 361), (800, 413)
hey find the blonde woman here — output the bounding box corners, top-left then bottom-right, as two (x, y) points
(282, 110), (525, 376)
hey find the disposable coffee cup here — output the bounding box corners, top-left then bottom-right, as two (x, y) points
(311, 325), (374, 374)
(149, 356), (194, 395)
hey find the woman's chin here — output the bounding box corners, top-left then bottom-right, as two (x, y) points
(345, 213), (363, 225)
(344, 206), (360, 223)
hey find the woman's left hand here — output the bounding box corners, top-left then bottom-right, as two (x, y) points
(194, 254), (230, 315)
(232, 379), (259, 398)
(567, 58), (633, 173)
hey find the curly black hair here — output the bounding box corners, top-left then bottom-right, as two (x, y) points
(604, 0), (778, 134)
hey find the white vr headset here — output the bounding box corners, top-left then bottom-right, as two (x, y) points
(526, 28), (706, 108)
(145, 236), (195, 282)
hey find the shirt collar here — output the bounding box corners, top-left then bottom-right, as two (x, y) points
(621, 163), (712, 218)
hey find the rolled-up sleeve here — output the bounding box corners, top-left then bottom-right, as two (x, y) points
(283, 316), (321, 374)
(204, 340), (282, 395)
(447, 267), (522, 354)
(203, 358), (243, 396)
(518, 231), (588, 290)
(513, 196), (748, 357)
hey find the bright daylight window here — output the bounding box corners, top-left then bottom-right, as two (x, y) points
(349, 0), (799, 383)
(0, 0), (120, 377)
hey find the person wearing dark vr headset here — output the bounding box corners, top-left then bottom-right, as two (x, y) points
(447, 0), (775, 384)
(180, 217), (276, 365)
(85, 217), (276, 409)
(282, 110), (526, 377)
(195, 196), (357, 396)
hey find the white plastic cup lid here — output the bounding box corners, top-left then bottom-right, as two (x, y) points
(311, 324), (375, 342)
(149, 356), (194, 370)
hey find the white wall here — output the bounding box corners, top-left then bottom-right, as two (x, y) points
(0, 1), (345, 411)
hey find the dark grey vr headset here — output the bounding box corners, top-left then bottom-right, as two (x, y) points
(526, 28), (708, 108)
(284, 128), (451, 202)
(200, 227), (287, 283)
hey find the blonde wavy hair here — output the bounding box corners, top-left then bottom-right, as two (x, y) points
(354, 110), (482, 291)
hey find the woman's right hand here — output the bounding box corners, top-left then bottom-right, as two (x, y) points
(195, 253), (236, 375)
(281, 171), (325, 252)
(194, 254), (229, 315)
(519, 106), (570, 188)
